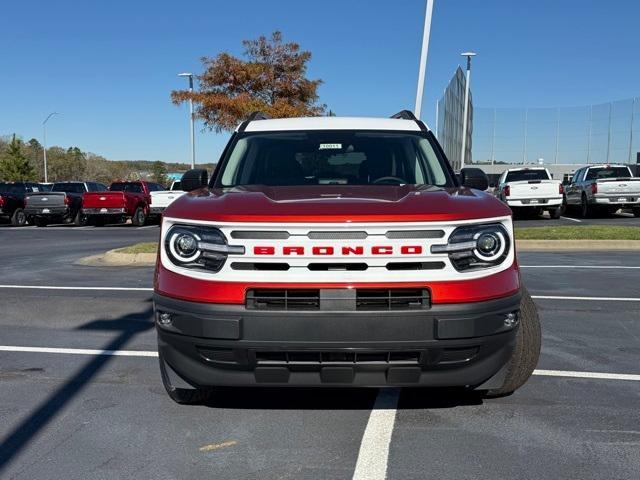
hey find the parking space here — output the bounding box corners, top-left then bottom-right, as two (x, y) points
(513, 210), (640, 228)
(1, 229), (639, 479)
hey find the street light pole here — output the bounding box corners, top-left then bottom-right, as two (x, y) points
(414, 0), (435, 119)
(460, 52), (476, 170)
(42, 112), (59, 183)
(178, 73), (196, 169)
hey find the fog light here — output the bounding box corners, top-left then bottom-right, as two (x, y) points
(504, 312), (518, 328)
(158, 311), (173, 326)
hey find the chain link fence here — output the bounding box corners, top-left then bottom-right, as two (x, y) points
(469, 97), (639, 165)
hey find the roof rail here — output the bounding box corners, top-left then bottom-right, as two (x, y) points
(390, 110), (427, 131)
(390, 110), (418, 121)
(238, 111), (270, 132)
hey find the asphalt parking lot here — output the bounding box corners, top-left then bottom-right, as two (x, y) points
(513, 210), (640, 228)
(1, 227), (639, 479)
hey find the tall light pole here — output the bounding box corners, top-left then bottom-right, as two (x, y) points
(42, 112), (59, 183)
(178, 73), (196, 168)
(460, 52), (476, 169)
(414, 0), (435, 119)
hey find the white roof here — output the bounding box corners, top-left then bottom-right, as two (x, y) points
(240, 116), (426, 133)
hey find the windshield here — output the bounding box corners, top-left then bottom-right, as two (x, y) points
(505, 169), (550, 182)
(216, 131), (454, 188)
(52, 183), (85, 193)
(585, 166), (632, 180)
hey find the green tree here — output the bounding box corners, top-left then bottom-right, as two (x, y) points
(0, 134), (36, 181)
(171, 31), (325, 132)
(24, 138), (44, 181)
(47, 146), (87, 181)
(150, 161), (169, 187)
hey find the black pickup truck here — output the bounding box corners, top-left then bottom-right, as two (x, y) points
(0, 182), (44, 226)
(24, 181), (108, 227)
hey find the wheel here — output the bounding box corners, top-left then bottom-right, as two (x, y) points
(485, 287), (541, 397)
(34, 217), (48, 227)
(131, 206), (147, 226)
(581, 195), (592, 218)
(73, 210), (87, 226)
(159, 352), (209, 405)
(549, 207), (561, 219)
(633, 207), (640, 218)
(11, 208), (27, 227)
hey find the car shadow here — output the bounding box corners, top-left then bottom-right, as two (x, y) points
(0, 304), (154, 473)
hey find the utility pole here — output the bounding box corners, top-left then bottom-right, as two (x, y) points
(178, 73), (196, 168)
(460, 52), (476, 169)
(42, 112), (59, 183)
(628, 98), (636, 164)
(414, 0), (435, 119)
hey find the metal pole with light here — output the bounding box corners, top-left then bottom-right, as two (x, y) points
(178, 73), (196, 168)
(414, 0), (435, 119)
(460, 52), (476, 170)
(42, 112), (59, 183)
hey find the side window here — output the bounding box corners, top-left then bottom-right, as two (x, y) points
(127, 184), (143, 193)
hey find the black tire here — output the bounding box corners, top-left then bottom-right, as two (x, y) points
(159, 353), (209, 405)
(132, 206), (147, 226)
(11, 208), (27, 227)
(34, 217), (48, 227)
(549, 207), (561, 219)
(581, 194), (592, 218)
(73, 210), (87, 226)
(633, 207), (640, 218)
(485, 287), (541, 397)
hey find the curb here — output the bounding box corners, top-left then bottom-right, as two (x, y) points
(77, 250), (156, 267)
(517, 240), (640, 251)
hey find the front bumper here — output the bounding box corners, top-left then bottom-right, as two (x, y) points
(82, 207), (127, 215)
(507, 197), (562, 208)
(154, 291), (522, 388)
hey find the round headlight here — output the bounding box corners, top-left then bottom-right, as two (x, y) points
(474, 231), (505, 261)
(169, 230), (201, 262)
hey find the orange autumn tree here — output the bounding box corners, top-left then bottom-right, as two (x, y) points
(171, 31), (326, 132)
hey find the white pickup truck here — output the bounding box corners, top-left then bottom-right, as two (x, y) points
(149, 181), (185, 218)
(564, 164), (640, 217)
(496, 167), (563, 218)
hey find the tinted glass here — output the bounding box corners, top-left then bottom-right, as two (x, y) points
(171, 181), (181, 190)
(585, 167), (631, 180)
(504, 169), (550, 182)
(110, 182), (143, 193)
(52, 183), (86, 193)
(217, 131), (453, 187)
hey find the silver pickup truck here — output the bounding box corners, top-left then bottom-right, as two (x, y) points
(564, 164), (640, 218)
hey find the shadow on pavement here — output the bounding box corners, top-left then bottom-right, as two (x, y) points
(0, 304), (154, 473)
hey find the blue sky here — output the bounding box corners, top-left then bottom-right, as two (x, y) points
(1, 0), (639, 164)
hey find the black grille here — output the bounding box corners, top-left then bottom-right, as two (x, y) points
(308, 263), (368, 271)
(386, 261), (445, 271)
(356, 288), (430, 311)
(255, 350), (421, 366)
(246, 289), (320, 310)
(231, 262), (290, 271)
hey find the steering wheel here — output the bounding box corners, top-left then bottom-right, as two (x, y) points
(371, 176), (407, 185)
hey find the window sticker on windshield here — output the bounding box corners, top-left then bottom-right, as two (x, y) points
(319, 143), (342, 150)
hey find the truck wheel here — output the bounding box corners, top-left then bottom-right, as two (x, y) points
(580, 195), (592, 218)
(159, 353), (209, 405)
(11, 208), (27, 227)
(549, 207), (561, 219)
(485, 287), (541, 398)
(34, 217), (48, 227)
(74, 210), (87, 226)
(132, 207), (147, 226)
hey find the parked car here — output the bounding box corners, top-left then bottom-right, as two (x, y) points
(24, 181), (108, 227)
(496, 167), (563, 218)
(0, 182), (43, 226)
(149, 182), (186, 219)
(564, 164), (640, 217)
(152, 111), (541, 404)
(82, 180), (157, 226)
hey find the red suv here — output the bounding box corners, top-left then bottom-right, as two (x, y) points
(153, 111), (541, 404)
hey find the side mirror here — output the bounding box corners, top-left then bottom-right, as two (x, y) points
(460, 167), (489, 191)
(181, 169), (208, 192)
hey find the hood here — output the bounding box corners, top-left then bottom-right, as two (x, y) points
(164, 184), (511, 223)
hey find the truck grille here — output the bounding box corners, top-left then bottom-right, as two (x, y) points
(246, 288), (430, 311)
(255, 350), (422, 366)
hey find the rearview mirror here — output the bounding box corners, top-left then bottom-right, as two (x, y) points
(181, 169), (208, 192)
(460, 167), (489, 191)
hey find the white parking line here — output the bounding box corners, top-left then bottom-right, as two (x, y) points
(0, 346), (158, 357)
(0, 285), (153, 291)
(533, 369), (640, 381)
(531, 295), (640, 302)
(560, 216), (582, 223)
(352, 388), (400, 480)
